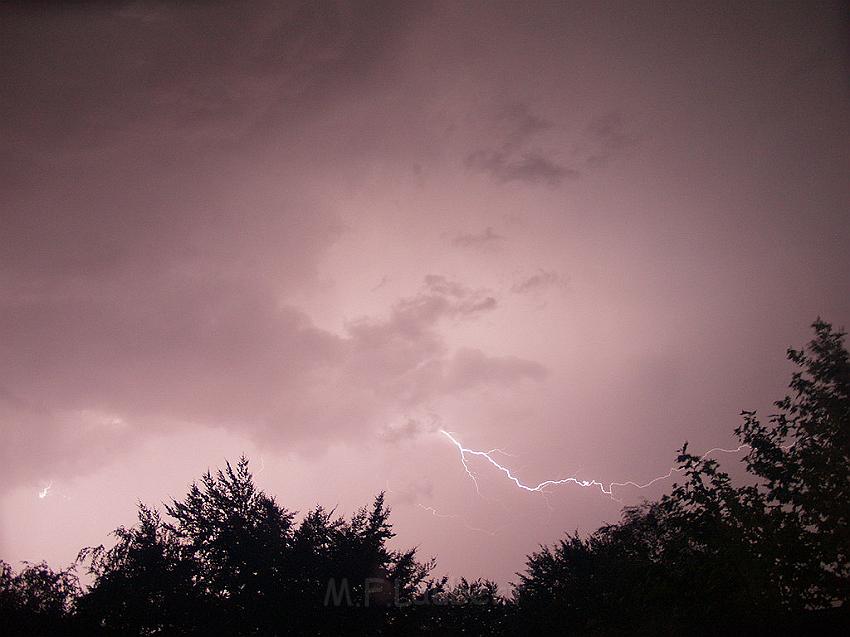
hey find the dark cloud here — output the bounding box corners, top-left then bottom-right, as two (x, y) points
(499, 103), (552, 146)
(466, 106), (638, 185)
(379, 418), (422, 444)
(0, 397), (137, 496)
(465, 103), (575, 186)
(0, 0), (429, 156)
(378, 413), (441, 444)
(583, 112), (638, 167)
(2, 0), (848, 588)
(371, 275), (390, 292)
(466, 150), (577, 186)
(511, 270), (567, 295)
(420, 275), (497, 310)
(0, 270), (542, 489)
(451, 227), (504, 248)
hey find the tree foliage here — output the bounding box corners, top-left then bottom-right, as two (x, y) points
(736, 318), (850, 606)
(0, 559), (81, 635)
(72, 457), (447, 635)
(513, 319), (850, 634)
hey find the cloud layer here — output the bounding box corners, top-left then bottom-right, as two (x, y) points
(2, 0), (848, 586)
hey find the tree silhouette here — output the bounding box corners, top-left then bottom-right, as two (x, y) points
(75, 456), (448, 635)
(0, 559), (81, 635)
(736, 318), (850, 607)
(163, 458), (293, 632)
(513, 319), (850, 634)
(76, 505), (199, 634)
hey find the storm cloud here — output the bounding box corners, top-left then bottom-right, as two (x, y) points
(1, 0), (848, 587)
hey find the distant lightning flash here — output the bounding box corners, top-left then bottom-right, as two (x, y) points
(439, 429), (754, 501)
(385, 480), (501, 535)
(38, 481), (53, 499)
(415, 504), (500, 536)
(36, 480), (71, 501)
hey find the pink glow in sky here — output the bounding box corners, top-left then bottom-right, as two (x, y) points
(1, 1), (849, 586)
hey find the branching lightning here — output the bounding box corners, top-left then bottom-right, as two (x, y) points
(440, 429), (755, 501)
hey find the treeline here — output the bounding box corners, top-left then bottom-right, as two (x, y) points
(1, 320), (848, 635)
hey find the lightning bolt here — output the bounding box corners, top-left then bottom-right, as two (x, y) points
(38, 481), (53, 499)
(440, 429), (760, 501)
(415, 504), (500, 536)
(36, 480), (71, 501)
(385, 480), (500, 535)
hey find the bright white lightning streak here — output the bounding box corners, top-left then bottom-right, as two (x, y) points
(38, 481), (53, 499)
(440, 429), (753, 501)
(36, 481), (72, 501)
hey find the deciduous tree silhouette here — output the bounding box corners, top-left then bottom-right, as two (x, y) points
(736, 318), (850, 607)
(513, 319), (850, 634)
(0, 559), (81, 635)
(76, 457), (446, 635)
(76, 505), (200, 634)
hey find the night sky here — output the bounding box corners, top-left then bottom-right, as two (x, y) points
(2, 1), (849, 586)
